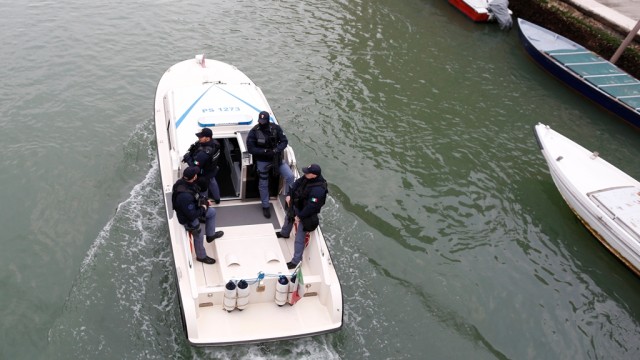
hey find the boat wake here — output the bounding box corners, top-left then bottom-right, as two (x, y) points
(45, 120), (183, 358)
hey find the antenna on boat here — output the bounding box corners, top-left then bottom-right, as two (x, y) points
(195, 54), (206, 68)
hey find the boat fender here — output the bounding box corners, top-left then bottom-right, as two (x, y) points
(275, 276), (289, 306)
(236, 280), (249, 311)
(223, 280), (237, 312)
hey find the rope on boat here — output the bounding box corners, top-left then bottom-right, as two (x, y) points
(228, 270), (296, 286)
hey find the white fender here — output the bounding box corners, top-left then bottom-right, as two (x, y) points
(223, 281), (237, 312)
(236, 280), (250, 310)
(275, 276), (289, 306)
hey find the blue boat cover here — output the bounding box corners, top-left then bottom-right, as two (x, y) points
(546, 50), (640, 109)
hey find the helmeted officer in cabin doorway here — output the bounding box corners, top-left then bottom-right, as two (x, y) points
(247, 111), (294, 218)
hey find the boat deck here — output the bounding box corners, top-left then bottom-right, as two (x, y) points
(194, 198), (292, 287)
(184, 198), (340, 345)
(194, 295), (337, 344)
(546, 49), (640, 110)
(215, 199), (283, 229)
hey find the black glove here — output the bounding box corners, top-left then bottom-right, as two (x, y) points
(198, 197), (209, 207)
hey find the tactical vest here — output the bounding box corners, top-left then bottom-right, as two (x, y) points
(293, 178), (328, 210)
(252, 124), (278, 148)
(171, 179), (201, 210)
(187, 141), (220, 170)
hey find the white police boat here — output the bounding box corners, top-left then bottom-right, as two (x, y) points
(153, 55), (342, 346)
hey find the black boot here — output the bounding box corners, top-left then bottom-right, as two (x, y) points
(206, 231), (224, 243)
(197, 256), (216, 264)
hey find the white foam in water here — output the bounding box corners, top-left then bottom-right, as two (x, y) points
(319, 196), (384, 358)
(47, 120), (185, 357)
(80, 158), (162, 272)
(200, 336), (341, 359)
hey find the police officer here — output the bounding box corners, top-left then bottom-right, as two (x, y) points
(183, 127), (221, 204)
(276, 164), (328, 269)
(172, 166), (224, 264)
(246, 111), (294, 218)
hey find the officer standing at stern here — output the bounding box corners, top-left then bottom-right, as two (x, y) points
(276, 164), (328, 269)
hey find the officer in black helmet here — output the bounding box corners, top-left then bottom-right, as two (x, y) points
(246, 111), (294, 218)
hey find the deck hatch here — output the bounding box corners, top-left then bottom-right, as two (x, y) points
(589, 186), (640, 243)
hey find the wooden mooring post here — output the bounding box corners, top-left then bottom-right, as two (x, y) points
(610, 19), (640, 64)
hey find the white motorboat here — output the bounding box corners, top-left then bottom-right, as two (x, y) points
(534, 123), (640, 275)
(447, 0), (512, 29)
(153, 55), (343, 346)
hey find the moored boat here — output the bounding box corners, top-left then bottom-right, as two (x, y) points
(519, 18), (640, 128)
(534, 123), (640, 275)
(448, 0), (512, 29)
(153, 55), (343, 346)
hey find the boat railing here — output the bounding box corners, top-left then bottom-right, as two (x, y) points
(283, 146), (298, 175)
(176, 223), (200, 301)
(301, 226), (342, 321)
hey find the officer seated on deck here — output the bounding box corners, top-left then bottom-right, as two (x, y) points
(172, 166), (224, 264)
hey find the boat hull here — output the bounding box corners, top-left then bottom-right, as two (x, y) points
(518, 18), (640, 128)
(154, 56), (342, 345)
(448, 0), (490, 22)
(534, 123), (640, 275)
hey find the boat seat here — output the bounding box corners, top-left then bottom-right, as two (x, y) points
(299, 274), (322, 295)
(620, 97), (640, 110)
(584, 74), (638, 86)
(606, 83), (640, 98)
(197, 284), (226, 307)
(549, 51), (600, 65)
(566, 62), (620, 77)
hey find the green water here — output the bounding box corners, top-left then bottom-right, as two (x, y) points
(1, 0), (640, 358)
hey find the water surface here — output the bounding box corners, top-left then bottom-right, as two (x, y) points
(1, 0), (640, 359)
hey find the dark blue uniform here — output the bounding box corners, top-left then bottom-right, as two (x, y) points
(172, 178), (218, 260)
(247, 121), (294, 210)
(184, 139), (221, 202)
(279, 175), (328, 264)
(247, 122), (289, 161)
(173, 179), (207, 224)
